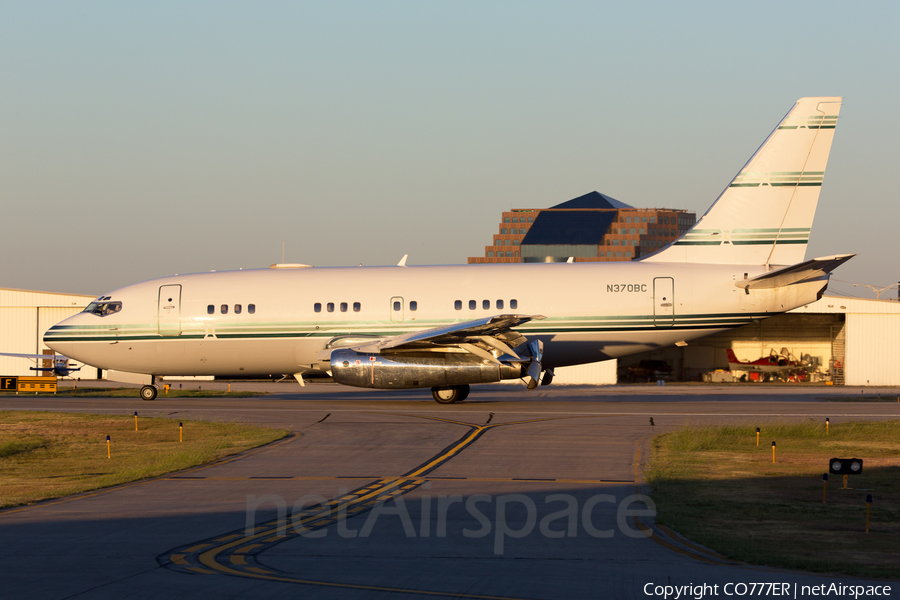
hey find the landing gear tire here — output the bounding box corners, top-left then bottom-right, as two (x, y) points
(431, 384), (469, 404)
(140, 385), (158, 401)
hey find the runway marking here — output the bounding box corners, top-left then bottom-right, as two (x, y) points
(164, 475), (633, 484)
(158, 411), (596, 598)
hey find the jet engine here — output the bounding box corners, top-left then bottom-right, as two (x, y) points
(330, 349), (523, 389)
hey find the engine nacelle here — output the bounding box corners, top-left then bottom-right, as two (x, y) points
(330, 349), (523, 389)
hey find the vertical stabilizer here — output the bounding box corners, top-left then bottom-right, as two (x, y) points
(644, 97), (842, 266)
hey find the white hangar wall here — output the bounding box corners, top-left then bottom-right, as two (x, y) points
(845, 314), (900, 386)
(0, 288), (96, 377)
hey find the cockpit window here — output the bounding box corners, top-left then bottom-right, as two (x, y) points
(83, 301), (123, 317)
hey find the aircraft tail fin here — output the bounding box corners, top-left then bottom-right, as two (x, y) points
(726, 349), (740, 364)
(644, 97), (842, 266)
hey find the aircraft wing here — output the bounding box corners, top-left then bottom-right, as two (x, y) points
(0, 352), (70, 361)
(348, 314), (545, 361)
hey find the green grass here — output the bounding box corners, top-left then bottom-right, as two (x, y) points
(0, 411), (287, 508)
(646, 420), (900, 579)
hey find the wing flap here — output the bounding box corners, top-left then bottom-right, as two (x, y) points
(349, 314), (545, 354)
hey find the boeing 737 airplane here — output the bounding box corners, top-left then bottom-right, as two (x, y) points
(45, 97), (852, 403)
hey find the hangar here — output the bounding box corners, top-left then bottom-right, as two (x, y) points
(0, 288), (96, 377)
(552, 295), (900, 387)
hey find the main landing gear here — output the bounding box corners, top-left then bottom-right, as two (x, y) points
(140, 385), (158, 401)
(431, 384), (470, 404)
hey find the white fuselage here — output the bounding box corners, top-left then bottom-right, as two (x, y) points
(44, 261), (826, 380)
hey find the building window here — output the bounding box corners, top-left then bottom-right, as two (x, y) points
(483, 299), (490, 309)
(615, 251), (622, 257)
(497, 299), (504, 309)
(606, 251), (614, 257)
(514, 251), (519, 257)
(513, 240), (520, 246)
(504, 217), (510, 223)
(505, 251), (513, 257)
(234, 304), (242, 314)
(248, 304), (255, 314)
(612, 240), (619, 246)
(487, 251), (495, 257)
(511, 217), (518, 223)
(353, 302), (361, 312)
(629, 228), (637, 234)
(207, 305), (214, 315)
(625, 252), (632, 258)
(510, 299), (518, 309)
(469, 300), (476, 310)
(341, 302), (348, 312)
(641, 217), (647, 223)
(501, 228), (508, 234)
(649, 217), (656, 223)
(455, 300), (462, 310)
(527, 217), (534, 223)
(221, 304), (228, 314)
(640, 228), (646, 234)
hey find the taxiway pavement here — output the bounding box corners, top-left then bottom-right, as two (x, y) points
(1, 383), (897, 599)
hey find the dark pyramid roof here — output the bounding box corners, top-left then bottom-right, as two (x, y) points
(551, 191), (631, 210)
(522, 210), (618, 246)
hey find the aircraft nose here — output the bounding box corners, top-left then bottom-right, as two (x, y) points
(43, 314), (77, 355)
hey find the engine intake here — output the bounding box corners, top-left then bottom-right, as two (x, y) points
(330, 349), (522, 389)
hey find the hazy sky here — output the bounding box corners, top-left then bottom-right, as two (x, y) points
(2, 2), (898, 299)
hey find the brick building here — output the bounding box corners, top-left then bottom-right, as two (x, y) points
(468, 191), (695, 264)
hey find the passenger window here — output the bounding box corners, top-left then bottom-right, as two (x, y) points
(248, 304), (255, 314)
(393, 301), (401, 311)
(497, 299), (504, 309)
(510, 299), (518, 309)
(353, 302), (361, 312)
(340, 302), (348, 312)
(221, 305), (228, 314)
(207, 305), (214, 315)
(327, 302), (334, 313)
(469, 300), (476, 310)
(410, 301), (417, 311)
(454, 300), (462, 310)
(314, 303), (321, 313)
(483, 299), (489, 310)
(234, 304), (242, 314)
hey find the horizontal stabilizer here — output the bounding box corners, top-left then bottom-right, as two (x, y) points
(735, 254), (855, 290)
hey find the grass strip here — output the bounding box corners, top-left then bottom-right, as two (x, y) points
(0, 411), (287, 509)
(645, 420), (900, 579)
